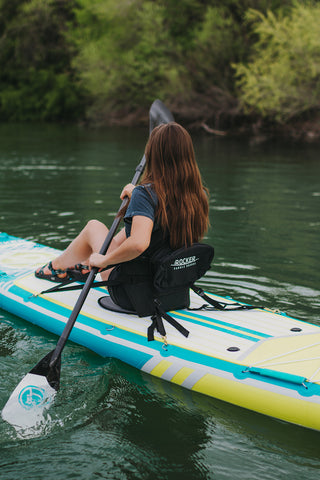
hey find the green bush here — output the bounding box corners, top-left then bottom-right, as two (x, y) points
(0, 0), (84, 121)
(234, 2), (320, 122)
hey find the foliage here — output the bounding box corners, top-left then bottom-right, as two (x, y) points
(70, 0), (246, 120)
(0, 0), (84, 121)
(191, 5), (244, 92)
(70, 0), (297, 122)
(234, 2), (320, 122)
(71, 0), (185, 119)
(1, 0), (319, 125)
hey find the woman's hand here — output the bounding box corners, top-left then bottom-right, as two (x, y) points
(89, 253), (108, 270)
(120, 183), (135, 200)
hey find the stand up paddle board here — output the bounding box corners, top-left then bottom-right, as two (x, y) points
(1, 232), (320, 431)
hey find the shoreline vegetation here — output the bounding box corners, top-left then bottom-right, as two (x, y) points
(0, 0), (319, 142)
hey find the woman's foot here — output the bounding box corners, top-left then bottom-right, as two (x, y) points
(67, 263), (91, 282)
(35, 260), (71, 283)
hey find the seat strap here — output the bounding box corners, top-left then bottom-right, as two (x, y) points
(191, 286), (261, 311)
(33, 279), (113, 297)
(147, 300), (189, 342)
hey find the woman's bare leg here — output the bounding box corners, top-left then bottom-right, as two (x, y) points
(36, 220), (126, 276)
(53, 220), (109, 270)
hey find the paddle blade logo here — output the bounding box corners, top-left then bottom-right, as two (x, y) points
(18, 385), (45, 410)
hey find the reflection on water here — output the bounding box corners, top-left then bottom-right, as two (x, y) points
(0, 123), (320, 479)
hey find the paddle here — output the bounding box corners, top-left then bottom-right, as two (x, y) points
(2, 99), (174, 432)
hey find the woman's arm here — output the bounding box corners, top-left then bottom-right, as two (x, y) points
(89, 215), (153, 270)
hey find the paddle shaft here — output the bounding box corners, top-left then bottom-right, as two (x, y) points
(49, 157), (146, 368)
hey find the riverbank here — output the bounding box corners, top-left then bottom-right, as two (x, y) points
(92, 97), (320, 143)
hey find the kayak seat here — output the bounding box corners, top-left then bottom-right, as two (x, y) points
(98, 295), (136, 315)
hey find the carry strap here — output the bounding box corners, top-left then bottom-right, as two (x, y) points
(147, 299), (189, 342)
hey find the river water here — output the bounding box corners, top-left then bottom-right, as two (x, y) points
(0, 123), (319, 479)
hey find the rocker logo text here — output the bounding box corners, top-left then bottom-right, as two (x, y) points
(171, 256), (198, 270)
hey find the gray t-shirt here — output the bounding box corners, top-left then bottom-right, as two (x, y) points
(124, 185), (157, 237)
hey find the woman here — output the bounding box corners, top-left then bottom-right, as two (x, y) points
(35, 122), (209, 292)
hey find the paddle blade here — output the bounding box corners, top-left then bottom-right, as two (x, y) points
(149, 99), (174, 132)
(1, 373), (57, 433)
(1, 350), (60, 433)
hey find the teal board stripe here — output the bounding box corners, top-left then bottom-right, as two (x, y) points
(172, 310), (271, 342)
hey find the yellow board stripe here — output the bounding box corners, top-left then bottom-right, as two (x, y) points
(192, 373), (320, 430)
(171, 367), (194, 385)
(151, 360), (173, 378)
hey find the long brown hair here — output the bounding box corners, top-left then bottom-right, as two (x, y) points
(142, 122), (209, 249)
